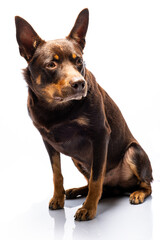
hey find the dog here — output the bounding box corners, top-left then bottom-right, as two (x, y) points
(15, 8), (153, 221)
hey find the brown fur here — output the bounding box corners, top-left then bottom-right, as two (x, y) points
(15, 8), (153, 221)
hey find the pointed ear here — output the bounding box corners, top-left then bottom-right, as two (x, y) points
(67, 8), (89, 50)
(15, 16), (43, 62)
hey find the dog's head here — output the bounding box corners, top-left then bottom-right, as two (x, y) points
(15, 9), (89, 106)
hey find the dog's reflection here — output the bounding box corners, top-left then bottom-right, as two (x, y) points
(49, 196), (153, 240)
(49, 208), (66, 240)
(49, 197), (84, 240)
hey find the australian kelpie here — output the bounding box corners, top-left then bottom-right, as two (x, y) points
(15, 9), (153, 221)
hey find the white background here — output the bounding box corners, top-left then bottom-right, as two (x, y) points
(0, 0), (160, 239)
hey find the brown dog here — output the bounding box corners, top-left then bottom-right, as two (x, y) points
(15, 9), (153, 221)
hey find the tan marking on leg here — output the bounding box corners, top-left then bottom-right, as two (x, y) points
(36, 75), (41, 85)
(49, 152), (65, 210)
(124, 147), (141, 180)
(84, 176), (103, 208)
(121, 156), (134, 180)
(130, 182), (152, 204)
(75, 170), (104, 221)
(52, 153), (64, 196)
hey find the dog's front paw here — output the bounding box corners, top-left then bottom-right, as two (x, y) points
(49, 195), (64, 210)
(74, 206), (96, 221)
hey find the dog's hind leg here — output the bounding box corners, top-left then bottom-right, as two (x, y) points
(65, 185), (88, 199)
(65, 158), (89, 199)
(123, 143), (153, 204)
(129, 182), (152, 204)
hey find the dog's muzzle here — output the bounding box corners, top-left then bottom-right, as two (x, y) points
(69, 79), (86, 92)
(69, 77), (87, 98)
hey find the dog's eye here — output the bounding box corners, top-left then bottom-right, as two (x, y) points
(76, 58), (83, 66)
(46, 61), (57, 70)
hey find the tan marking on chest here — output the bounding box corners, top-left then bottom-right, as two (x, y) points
(73, 116), (89, 126)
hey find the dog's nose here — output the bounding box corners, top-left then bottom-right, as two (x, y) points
(70, 79), (86, 91)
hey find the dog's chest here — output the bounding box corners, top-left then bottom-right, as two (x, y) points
(28, 99), (92, 159)
(35, 118), (92, 159)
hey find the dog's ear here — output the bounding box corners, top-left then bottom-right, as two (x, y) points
(68, 8), (89, 50)
(15, 16), (43, 62)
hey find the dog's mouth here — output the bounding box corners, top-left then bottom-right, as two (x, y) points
(42, 82), (88, 104)
(54, 92), (87, 103)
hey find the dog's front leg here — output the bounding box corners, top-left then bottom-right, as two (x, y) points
(44, 141), (65, 210)
(74, 129), (109, 221)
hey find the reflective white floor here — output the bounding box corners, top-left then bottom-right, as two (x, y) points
(1, 181), (160, 240)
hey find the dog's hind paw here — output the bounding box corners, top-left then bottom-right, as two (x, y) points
(129, 191), (145, 204)
(65, 188), (78, 199)
(65, 186), (88, 199)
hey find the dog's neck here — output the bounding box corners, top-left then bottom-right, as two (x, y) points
(25, 66), (95, 129)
